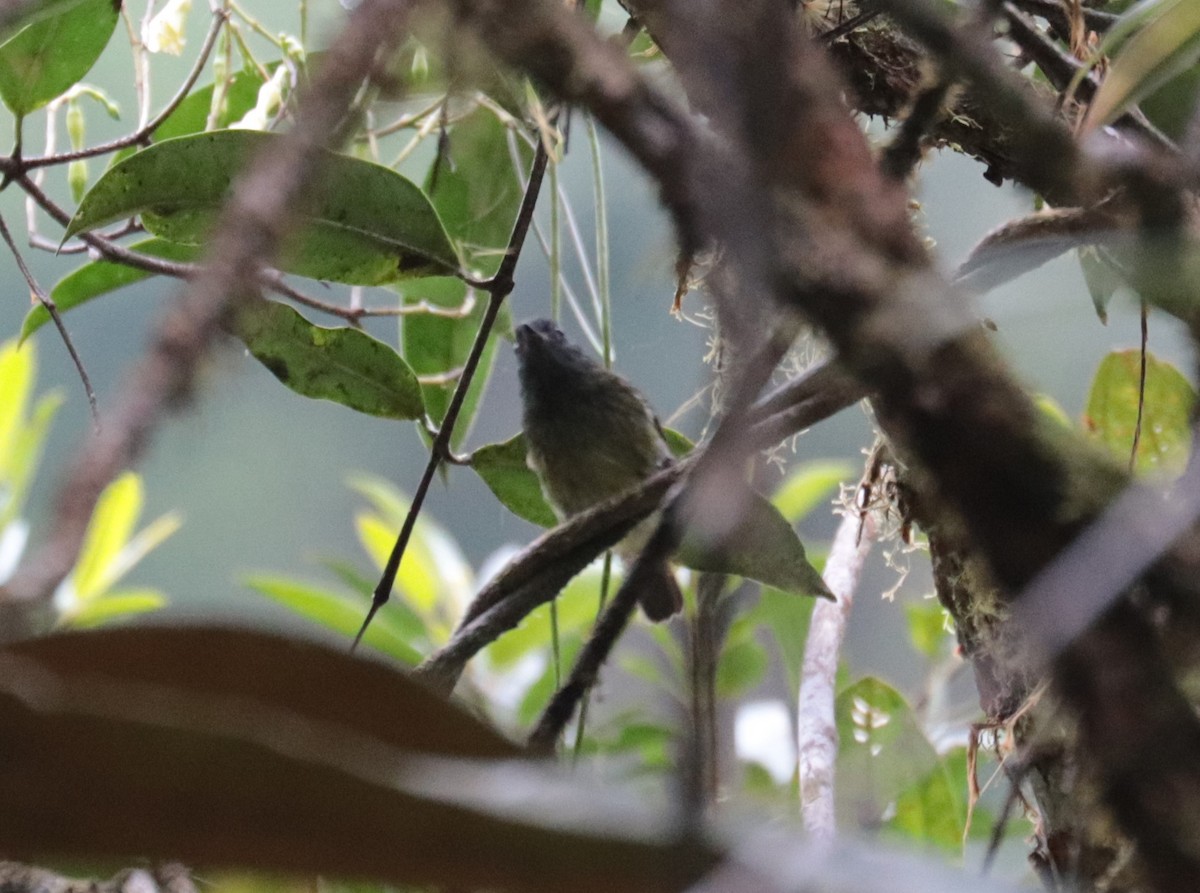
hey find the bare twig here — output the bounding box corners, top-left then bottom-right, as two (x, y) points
(0, 212), (98, 428)
(354, 136), (552, 649)
(798, 485), (877, 839)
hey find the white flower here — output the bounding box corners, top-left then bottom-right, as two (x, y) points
(231, 66), (290, 131)
(142, 0), (193, 56)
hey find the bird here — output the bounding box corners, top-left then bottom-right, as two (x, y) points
(514, 318), (683, 621)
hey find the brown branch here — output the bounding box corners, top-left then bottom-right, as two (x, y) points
(0, 0), (420, 632)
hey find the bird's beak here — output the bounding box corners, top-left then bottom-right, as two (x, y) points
(515, 323), (535, 355)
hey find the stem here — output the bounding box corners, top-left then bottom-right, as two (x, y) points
(572, 550), (612, 759)
(355, 135), (552, 649)
(586, 114), (611, 366)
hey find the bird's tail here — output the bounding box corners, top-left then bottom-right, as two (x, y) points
(637, 565), (683, 622)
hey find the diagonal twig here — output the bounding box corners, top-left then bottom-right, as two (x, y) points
(353, 134), (553, 649)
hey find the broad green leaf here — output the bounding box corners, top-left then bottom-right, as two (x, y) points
(61, 588), (166, 629)
(716, 638), (769, 697)
(66, 130), (460, 285)
(772, 459), (854, 524)
(470, 433), (558, 527)
(72, 472), (143, 600)
(237, 300), (424, 420)
(1083, 349), (1196, 475)
(0, 0), (118, 116)
(888, 754), (968, 853)
(400, 277), (508, 447)
(679, 492), (832, 599)
(835, 677), (942, 834)
(154, 68), (269, 142)
(1084, 0), (1200, 132)
(427, 105), (532, 277)
(747, 586), (815, 694)
(1139, 64), (1200, 139)
(21, 238), (199, 342)
(244, 574), (422, 665)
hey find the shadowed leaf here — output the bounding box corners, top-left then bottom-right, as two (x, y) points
(65, 130), (460, 285)
(236, 300), (424, 419)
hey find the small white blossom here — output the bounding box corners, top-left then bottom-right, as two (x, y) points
(142, 0), (193, 56)
(231, 66), (290, 131)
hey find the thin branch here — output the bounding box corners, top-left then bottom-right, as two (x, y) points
(0, 212), (98, 427)
(354, 135), (553, 649)
(798, 479), (877, 839)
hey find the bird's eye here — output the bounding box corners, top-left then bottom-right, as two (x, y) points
(550, 329), (565, 342)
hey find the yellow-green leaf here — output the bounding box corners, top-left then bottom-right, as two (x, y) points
(1084, 349), (1196, 475)
(1084, 0), (1200, 132)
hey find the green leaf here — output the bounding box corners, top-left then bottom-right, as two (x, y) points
(904, 600), (951, 659)
(660, 427), (694, 458)
(400, 277), (508, 446)
(427, 105), (532, 277)
(154, 68), (269, 142)
(470, 433), (558, 527)
(348, 474), (473, 633)
(66, 130), (460, 285)
(716, 638), (769, 697)
(1083, 349), (1196, 475)
(1084, 0), (1200, 132)
(61, 588), (166, 629)
(244, 574), (422, 665)
(835, 677), (943, 835)
(0, 0), (118, 116)
(747, 586), (815, 694)
(22, 238), (199, 342)
(772, 459), (854, 524)
(472, 433), (828, 596)
(0, 338), (63, 527)
(72, 472), (143, 600)
(679, 491), (832, 599)
(236, 300), (424, 419)
(0, 337), (34, 475)
(1078, 245), (1130, 324)
(888, 754), (968, 853)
